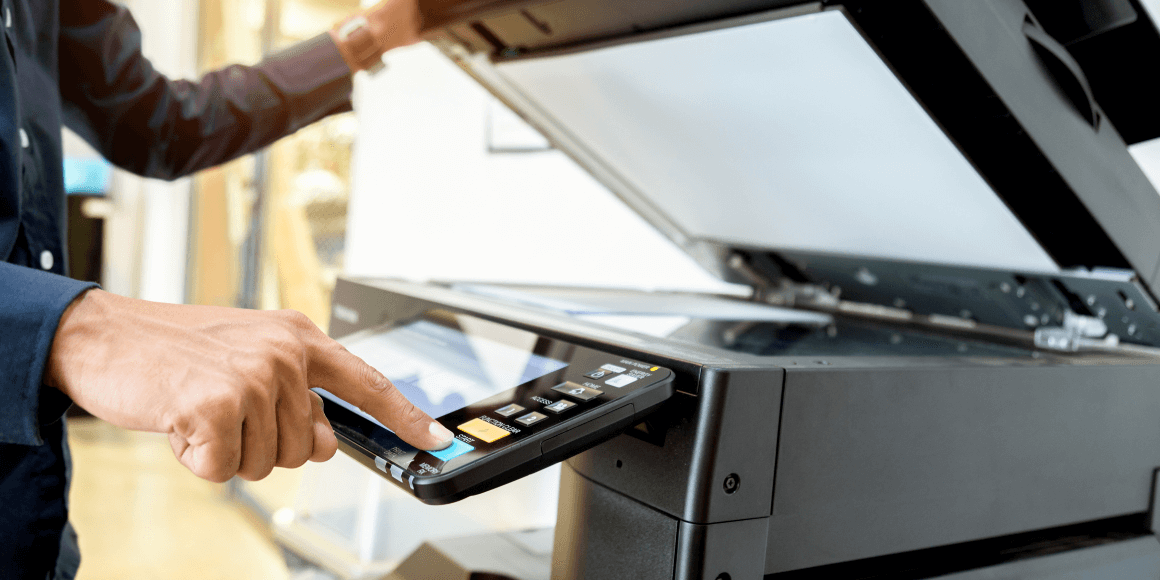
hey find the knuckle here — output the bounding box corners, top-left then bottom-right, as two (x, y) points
(364, 366), (392, 396)
(288, 395), (313, 423)
(232, 351), (277, 384)
(281, 449), (310, 469)
(315, 440), (338, 462)
(239, 455), (276, 482)
(203, 389), (244, 421)
(205, 469), (234, 484)
(380, 386), (425, 429)
(401, 401), (427, 428)
(195, 457), (236, 483)
(254, 463), (276, 480)
(244, 377), (275, 408)
(280, 309), (314, 331)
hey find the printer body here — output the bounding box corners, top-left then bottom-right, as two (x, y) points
(332, 0), (1160, 577)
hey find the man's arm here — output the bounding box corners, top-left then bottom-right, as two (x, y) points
(0, 263), (97, 446)
(56, 0), (417, 181)
(40, 0), (444, 481)
(44, 288), (455, 482)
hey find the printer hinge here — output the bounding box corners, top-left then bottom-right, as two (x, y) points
(726, 252), (1132, 354)
(1033, 311), (1120, 352)
(727, 253), (839, 309)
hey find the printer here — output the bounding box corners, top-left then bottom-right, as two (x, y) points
(330, 0), (1160, 578)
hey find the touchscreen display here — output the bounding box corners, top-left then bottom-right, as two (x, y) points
(320, 312), (568, 428)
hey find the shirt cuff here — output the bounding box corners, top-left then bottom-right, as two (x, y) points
(0, 263), (98, 446)
(258, 32), (356, 130)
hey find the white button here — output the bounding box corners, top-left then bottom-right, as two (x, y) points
(19, 128), (29, 149)
(5, 7), (11, 29)
(605, 375), (639, 388)
(39, 250), (54, 270)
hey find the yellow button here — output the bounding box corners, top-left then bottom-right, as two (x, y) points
(457, 418), (511, 443)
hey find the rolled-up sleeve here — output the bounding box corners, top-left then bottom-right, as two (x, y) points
(0, 263), (97, 445)
(58, 0), (354, 180)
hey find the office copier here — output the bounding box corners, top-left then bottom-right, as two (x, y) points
(330, 0), (1160, 578)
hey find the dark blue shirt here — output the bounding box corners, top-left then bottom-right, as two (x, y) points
(2, 1), (354, 576)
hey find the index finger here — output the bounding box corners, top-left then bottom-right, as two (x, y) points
(309, 338), (454, 451)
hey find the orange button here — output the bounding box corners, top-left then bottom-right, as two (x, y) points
(457, 418), (511, 443)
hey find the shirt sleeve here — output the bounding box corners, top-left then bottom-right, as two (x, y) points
(0, 262), (97, 446)
(56, 0), (354, 181)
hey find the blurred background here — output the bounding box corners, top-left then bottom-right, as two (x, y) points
(59, 0), (1160, 578)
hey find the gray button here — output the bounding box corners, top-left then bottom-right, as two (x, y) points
(39, 250), (53, 271)
(19, 129), (29, 149)
(494, 403), (524, 418)
(515, 412), (547, 426)
(543, 399), (576, 414)
(552, 381), (603, 402)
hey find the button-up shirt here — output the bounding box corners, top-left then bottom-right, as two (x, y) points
(2, 1), (354, 576)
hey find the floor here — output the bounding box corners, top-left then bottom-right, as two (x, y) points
(67, 418), (296, 580)
(65, 416), (558, 579)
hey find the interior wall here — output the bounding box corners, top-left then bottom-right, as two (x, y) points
(100, 0), (199, 303)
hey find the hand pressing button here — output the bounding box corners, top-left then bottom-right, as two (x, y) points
(428, 438), (474, 462)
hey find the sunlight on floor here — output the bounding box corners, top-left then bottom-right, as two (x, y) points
(68, 418), (292, 580)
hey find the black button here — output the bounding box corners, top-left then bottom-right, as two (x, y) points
(584, 369), (613, 380)
(552, 382), (603, 401)
(543, 400), (576, 414)
(495, 403), (524, 418)
(515, 412), (548, 426)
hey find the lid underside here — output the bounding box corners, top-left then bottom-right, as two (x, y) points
(420, 0), (1160, 346)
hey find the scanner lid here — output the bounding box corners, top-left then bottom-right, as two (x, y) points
(420, 0), (1160, 347)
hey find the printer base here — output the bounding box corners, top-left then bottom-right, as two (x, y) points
(550, 463), (1160, 580)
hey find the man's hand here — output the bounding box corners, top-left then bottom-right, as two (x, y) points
(44, 289), (454, 483)
(331, 0), (422, 73)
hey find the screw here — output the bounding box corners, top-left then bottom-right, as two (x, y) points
(723, 474), (740, 495)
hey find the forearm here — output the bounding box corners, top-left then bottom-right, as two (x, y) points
(58, 4), (354, 180)
(58, 0), (421, 181)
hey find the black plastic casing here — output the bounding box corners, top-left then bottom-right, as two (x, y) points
(331, 278), (1160, 578)
(322, 307), (674, 505)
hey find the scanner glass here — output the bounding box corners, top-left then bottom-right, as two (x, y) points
(494, 10), (1060, 273)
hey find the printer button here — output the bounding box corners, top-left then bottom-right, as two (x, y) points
(544, 399), (577, 414)
(457, 418), (511, 443)
(552, 381), (603, 401)
(428, 438), (475, 462)
(605, 375), (639, 388)
(494, 403), (525, 417)
(515, 412), (548, 426)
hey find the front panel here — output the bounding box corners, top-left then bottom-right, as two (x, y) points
(322, 294), (676, 504)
